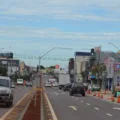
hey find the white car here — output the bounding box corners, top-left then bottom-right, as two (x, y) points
(45, 82), (51, 87)
(52, 82), (59, 87)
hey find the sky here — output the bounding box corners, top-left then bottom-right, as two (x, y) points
(0, 0), (120, 67)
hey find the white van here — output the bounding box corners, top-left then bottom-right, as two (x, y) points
(17, 79), (23, 85)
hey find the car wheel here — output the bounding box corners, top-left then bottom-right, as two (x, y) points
(5, 102), (12, 108)
(82, 91), (85, 96)
(69, 90), (73, 96)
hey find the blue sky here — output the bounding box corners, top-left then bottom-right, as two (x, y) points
(0, 0), (120, 67)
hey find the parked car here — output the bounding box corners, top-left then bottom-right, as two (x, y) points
(0, 76), (14, 107)
(26, 82), (32, 87)
(88, 84), (100, 92)
(63, 83), (72, 91)
(45, 82), (51, 87)
(83, 83), (89, 91)
(69, 82), (85, 96)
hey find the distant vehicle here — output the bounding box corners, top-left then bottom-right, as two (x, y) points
(26, 82), (32, 87)
(58, 74), (70, 89)
(88, 84), (100, 92)
(11, 82), (15, 88)
(52, 82), (59, 87)
(49, 78), (56, 83)
(45, 82), (51, 87)
(17, 79), (23, 85)
(0, 76), (14, 107)
(69, 82), (85, 96)
(63, 83), (72, 91)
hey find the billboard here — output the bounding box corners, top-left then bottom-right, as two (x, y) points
(104, 57), (114, 78)
(114, 63), (120, 71)
(0, 53), (13, 58)
(55, 64), (59, 69)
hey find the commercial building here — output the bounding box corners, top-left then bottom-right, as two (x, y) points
(90, 48), (120, 90)
(0, 57), (19, 76)
(74, 52), (91, 82)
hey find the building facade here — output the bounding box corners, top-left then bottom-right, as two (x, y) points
(74, 52), (91, 82)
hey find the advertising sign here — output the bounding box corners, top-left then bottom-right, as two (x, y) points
(104, 57), (114, 78)
(114, 63), (120, 71)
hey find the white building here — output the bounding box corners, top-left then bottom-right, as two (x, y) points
(74, 52), (91, 82)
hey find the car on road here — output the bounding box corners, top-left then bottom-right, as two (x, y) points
(0, 76), (14, 107)
(63, 83), (72, 91)
(45, 82), (51, 87)
(69, 82), (85, 96)
(88, 84), (100, 92)
(26, 81), (32, 87)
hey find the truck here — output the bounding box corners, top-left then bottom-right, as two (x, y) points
(58, 74), (70, 89)
(17, 79), (24, 85)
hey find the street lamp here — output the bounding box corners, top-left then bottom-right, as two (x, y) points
(109, 42), (120, 51)
(38, 47), (72, 87)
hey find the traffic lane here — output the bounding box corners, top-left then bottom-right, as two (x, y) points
(0, 86), (32, 117)
(78, 94), (120, 118)
(46, 88), (114, 120)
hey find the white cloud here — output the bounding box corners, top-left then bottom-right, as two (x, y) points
(0, 26), (120, 40)
(0, 0), (120, 21)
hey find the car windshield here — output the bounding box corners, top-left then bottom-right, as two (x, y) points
(0, 79), (9, 87)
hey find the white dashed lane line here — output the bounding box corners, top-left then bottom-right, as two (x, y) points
(86, 103), (91, 106)
(81, 101), (84, 103)
(94, 107), (99, 110)
(106, 113), (113, 117)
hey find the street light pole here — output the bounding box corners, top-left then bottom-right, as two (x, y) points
(38, 47), (72, 87)
(34, 47), (72, 107)
(109, 42), (120, 52)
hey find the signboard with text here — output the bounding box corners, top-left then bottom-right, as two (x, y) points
(104, 57), (114, 78)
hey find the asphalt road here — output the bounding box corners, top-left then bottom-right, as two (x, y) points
(45, 87), (120, 120)
(0, 85), (32, 118)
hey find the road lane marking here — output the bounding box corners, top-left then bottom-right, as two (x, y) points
(76, 98), (78, 100)
(113, 107), (120, 110)
(44, 93), (58, 120)
(69, 106), (77, 111)
(94, 107), (99, 110)
(81, 101), (84, 102)
(106, 113), (113, 117)
(86, 103), (91, 106)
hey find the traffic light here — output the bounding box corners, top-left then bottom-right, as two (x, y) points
(91, 48), (94, 56)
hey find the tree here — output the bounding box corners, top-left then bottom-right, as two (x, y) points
(49, 66), (55, 69)
(37, 65), (45, 71)
(0, 66), (8, 76)
(91, 63), (106, 78)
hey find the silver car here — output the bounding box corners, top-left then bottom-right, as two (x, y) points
(0, 76), (14, 107)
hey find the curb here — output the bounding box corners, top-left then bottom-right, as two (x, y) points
(17, 98), (32, 120)
(86, 93), (120, 105)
